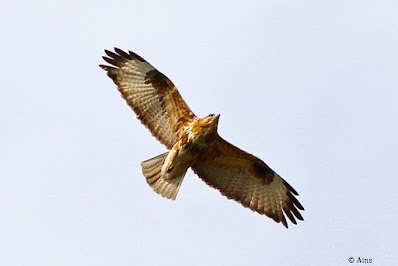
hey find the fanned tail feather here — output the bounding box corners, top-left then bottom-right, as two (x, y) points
(141, 152), (186, 200)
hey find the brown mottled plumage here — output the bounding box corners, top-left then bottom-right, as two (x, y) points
(100, 48), (304, 228)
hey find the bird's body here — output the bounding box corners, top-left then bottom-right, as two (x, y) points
(100, 48), (304, 228)
(162, 115), (219, 180)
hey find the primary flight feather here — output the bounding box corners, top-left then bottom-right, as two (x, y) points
(100, 48), (304, 228)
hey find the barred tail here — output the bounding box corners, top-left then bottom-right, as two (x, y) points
(141, 152), (186, 200)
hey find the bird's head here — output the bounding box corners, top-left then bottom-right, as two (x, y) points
(198, 114), (220, 136)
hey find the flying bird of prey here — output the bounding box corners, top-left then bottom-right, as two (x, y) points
(100, 48), (304, 228)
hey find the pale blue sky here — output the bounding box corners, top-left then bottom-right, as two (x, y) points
(1, 1), (397, 265)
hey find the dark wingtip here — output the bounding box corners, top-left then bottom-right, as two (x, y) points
(103, 56), (120, 67)
(280, 214), (288, 228)
(291, 205), (304, 221)
(128, 50), (146, 62)
(283, 206), (297, 225)
(102, 47), (147, 66)
(283, 179), (299, 196)
(114, 47), (130, 58)
(104, 49), (118, 58)
(296, 201), (305, 211)
(282, 220), (288, 229)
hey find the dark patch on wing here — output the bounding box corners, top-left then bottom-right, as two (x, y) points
(145, 69), (174, 94)
(185, 142), (207, 155)
(251, 159), (274, 185)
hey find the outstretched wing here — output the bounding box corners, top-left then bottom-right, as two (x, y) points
(191, 137), (304, 228)
(100, 48), (196, 149)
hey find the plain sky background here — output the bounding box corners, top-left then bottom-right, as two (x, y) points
(1, 1), (397, 265)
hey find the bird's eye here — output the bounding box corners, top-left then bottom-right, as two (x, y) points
(209, 114), (215, 117)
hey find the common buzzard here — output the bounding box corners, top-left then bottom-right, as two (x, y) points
(100, 48), (304, 228)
